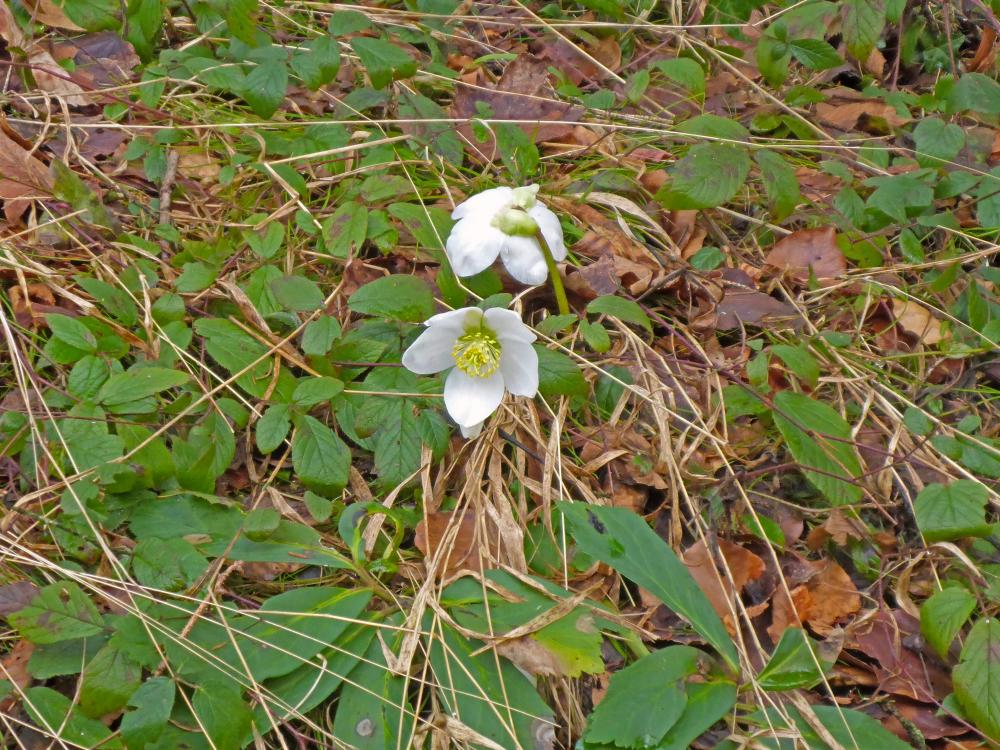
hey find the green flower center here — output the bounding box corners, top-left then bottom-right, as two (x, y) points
(453, 326), (502, 378)
(491, 207), (539, 237)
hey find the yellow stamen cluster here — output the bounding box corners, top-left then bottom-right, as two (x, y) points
(453, 328), (502, 378)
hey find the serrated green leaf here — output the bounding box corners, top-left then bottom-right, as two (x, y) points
(270, 274), (325, 311)
(772, 391), (863, 506)
(120, 677), (175, 749)
(10, 581), (105, 644)
(347, 274), (434, 322)
(954, 618), (1000, 740)
(658, 144), (751, 209)
(842, 0), (886, 60)
(350, 36), (417, 89)
(755, 149), (801, 221)
(771, 344), (819, 388)
(914, 481), (991, 542)
(293, 376), (344, 407)
(292, 415), (350, 493)
(535, 346), (587, 398)
(79, 643), (141, 718)
(652, 58), (706, 96)
(913, 117), (966, 167)
(242, 60), (288, 118)
(301, 315), (342, 356)
(46, 313), (97, 353)
(949, 73), (1000, 115)
(192, 678), (251, 750)
(132, 537), (208, 591)
(96, 367), (188, 406)
(59, 0), (119, 30)
(586, 294), (653, 333)
(789, 38), (843, 69)
(921, 586), (976, 660)
(23, 687), (122, 749)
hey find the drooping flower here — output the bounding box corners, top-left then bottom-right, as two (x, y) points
(401, 306), (539, 438)
(446, 185), (566, 285)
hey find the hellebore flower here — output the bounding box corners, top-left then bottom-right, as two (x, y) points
(402, 306), (539, 438)
(445, 185), (566, 285)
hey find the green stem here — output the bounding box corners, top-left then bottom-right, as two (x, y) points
(536, 230), (569, 316)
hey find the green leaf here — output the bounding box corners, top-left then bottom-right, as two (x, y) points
(559, 503), (739, 670)
(59, 0), (119, 30)
(242, 60), (288, 118)
(192, 678), (251, 750)
(842, 0), (886, 60)
(132, 537), (208, 591)
(949, 72), (1000, 115)
(68, 355), (111, 399)
(674, 113), (750, 140)
(28, 637), (106, 679)
(224, 0), (259, 45)
(579, 319), (610, 352)
(23, 687), (122, 749)
(46, 313), (97, 353)
(120, 677), (175, 749)
(921, 586), (976, 660)
(658, 144), (751, 209)
(772, 391), (864, 506)
(301, 315), (342, 356)
(536, 313), (578, 336)
(244, 221), (284, 259)
(79, 643), (142, 718)
(321, 201), (368, 258)
(913, 117), (966, 167)
(347, 274), (434, 322)
(350, 36), (417, 89)
(755, 150), (801, 221)
(954, 618), (1000, 741)
(292, 415), (350, 493)
(789, 38), (843, 69)
(243, 507), (280, 541)
(256, 404), (291, 454)
(96, 367), (189, 406)
(10, 581), (105, 644)
(175, 260), (217, 292)
(270, 274), (325, 311)
(586, 295), (653, 333)
(75, 276), (139, 326)
(293, 376), (344, 407)
(758, 627), (831, 690)
(303, 491), (333, 522)
(535, 346), (587, 398)
(652, 58), (706, 97)
(657, 680), (738, 750)
(291, 35), (341, 89)
(914, 481), (991, 542)
(762, 704), (916, 750)
(771, 344), (819, 388)
(196, 318), (293, 400)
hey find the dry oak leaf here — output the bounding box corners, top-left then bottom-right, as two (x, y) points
(764, 226), (846, 281)
(891, 299), (944, 346)
(806, 509), (869, 550)
(814, 88), (912, 132)
(805, 560), (861, 634)
(682, 539), (765, 632)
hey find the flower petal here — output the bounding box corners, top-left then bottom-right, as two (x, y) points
(446, 219), (503, 278)
(402, 327), (459, 375)
(444, 368), (505, 429)
(424, 306), (481, 332)
(499, 340), (538, 397)
(460, 420), (485, 439)
(485, 307), (536, 345)
(530, 203), (567, 261)
(451, 187), (513, 220)
(499, 235), (548, 285)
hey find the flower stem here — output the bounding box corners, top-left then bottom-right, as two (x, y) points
(536, 230), (569, 316)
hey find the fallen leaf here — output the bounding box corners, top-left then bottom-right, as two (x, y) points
(714, 288), (798, 329)
(415, 509), (500, 577)
(682, 538), (765, 629)
(806, 510), (868, 550)
(891, 299), (943, 346)
(966, 27), (997, 73)
(0, 1), (26, 47)
(50, 33), (140, 90)
(0, 640), (34, 711)
(805, 560), (861, 634)
(20, 0), (84, 30)
(0, 129), (53, 196)
(0, 581), (39, 615)
(764, 227), (846, 280)
(881, 699), (967, 741)
(815, 89), (912, 132)
(768, 585), (812, 641)
(852, 609), (951, 702)
(27, 49), (91, 106)
(452, 55), (582, 162)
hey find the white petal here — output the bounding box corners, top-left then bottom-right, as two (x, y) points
(460, 420), (484, 439)
(499, 235), (548, 285)
(484, 307), (536, 345)
(451, 187), (513, 220)
(529, 203), (567, 262)
(499, 340), (538, 397)
(424, 306), (482, 331)
(444, 368), (505, 429)
(446, 219), (504, 278)
(402, 327), (459, 374)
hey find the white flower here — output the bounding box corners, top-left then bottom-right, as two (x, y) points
(446, 185), (567, 286)
(402, 306), (539, 438)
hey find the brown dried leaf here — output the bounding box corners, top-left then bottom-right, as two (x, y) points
(0, 581), (39, 615)
(21, 0), (84, 30)
(0, 640), (34, 711)
(805, 560), (860, 634)
(815, 95), (912, 132)
(806, 510), (868, 550)
(891, 299), (943, 346)
(714, 289), (798, 329)
(27, 49), (91, 106)
(0, 130), (53, 195)
(768, 586), (812, 641)
(764, 227), (846, 280)
(414, 509), (500, 577)
(682, 539), (765, 628)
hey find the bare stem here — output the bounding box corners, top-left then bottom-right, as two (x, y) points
(536, 230), (569, 316)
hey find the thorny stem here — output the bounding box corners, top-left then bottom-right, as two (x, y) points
(536, 229), (569, 316)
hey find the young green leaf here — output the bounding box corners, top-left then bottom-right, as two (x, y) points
(658, 144), (751, 210)
(350, 37), (417, 89)
(96, 367), (189, 406)
(535, 346), (587, 399)
(789, 38), (843, 70)
(347, 274), (434, 322)
(46, 313), (98, 353)
(914, 481), (991, 542)
(586, 294), (653, 333)
(953, 618), (1000, 741)
(292, 415), (350, 493)
(757, 627), (831, 690)
(242, 60), (288, 118)
(920, 586), (976, 660)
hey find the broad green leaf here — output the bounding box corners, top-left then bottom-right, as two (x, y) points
(196, 318), (294, 400)
(293, 376), (344, 407)
(954, 618), (1000, 741)
(789, 38), (843, 69)
(347, 274), (434, 322)
(301, 315), (342, 356)
(132, 537), (208, 591)
(120, 677), (175, 749)
(580, 319), (610, 352)
(398, 91), (465, 164)
(242, 60), (288, 118)
(46, 313), (97, 353)
(68, 355), (111, 399)
(772, 391), (864, 506)
(755, 149), (801, 221)
(244, 221), (284, 259)
(658, 144), (751, 209)
(175, 261), (217, 292)
(192, 678), (251, 750)
(586, 295), (653, 333)
(79, 643), (142, 718)
(841, 0), (886, 60)
(59, 0), (119, 30)
(559, 503), (739, 669)
(243, 508), (280, 541)
(256, 404), (291, 454)
(28, 637), (105, 680)
(291, 35), (341, 89)
(96, 367), (189, 406)
(657, 680), (738, 750)
(921, 586), (976, 659)
(224, 0), (259, 44)
(757, 627), (831, 690)
(535, 346), (587, 398)
(10, 581), (105, 644)
(292, 415), (350, 493)
(949, 73), (1000, 115)
(321, 201), (368, 258)
(270, 274), (325, 311)
(674, 113), (750, 140)
(23, 686), (122, 749)
(350, 37), (417, 89)
(584, 646), (699, 747)
(75, 276), (139, 326)
(913, 117), (966, 167)
(771, 344), (819, 388)
(914, 481), (991, 542)
(758, 704), (916, 750)
(652, 57), (706, 96)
